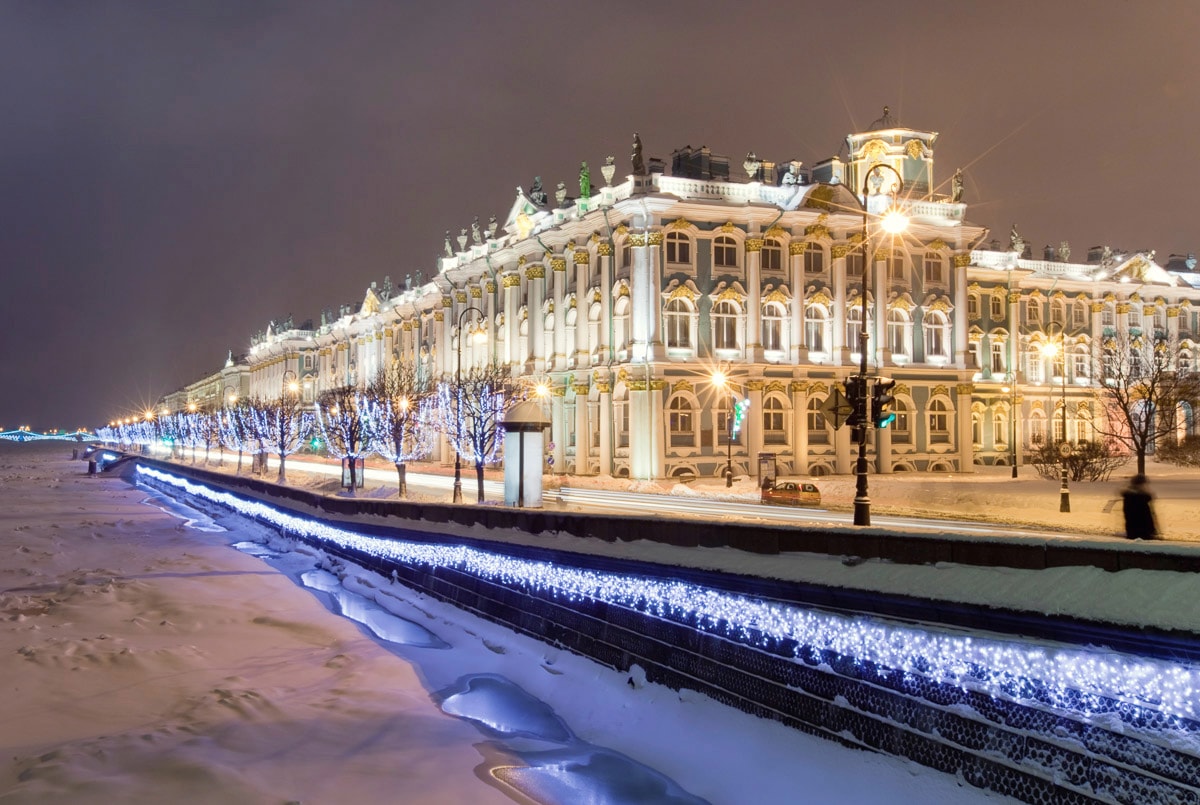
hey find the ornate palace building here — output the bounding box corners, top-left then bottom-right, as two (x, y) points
(208, 110), (1198, 481)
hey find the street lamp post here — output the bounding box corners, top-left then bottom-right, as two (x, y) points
(453, 305), (486, 504)
(711, 363), (735, 487)
(853, 165), (908, 526)
(1041, 325), (1071, 512)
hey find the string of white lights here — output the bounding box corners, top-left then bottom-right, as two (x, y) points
(137, 464), (1200, 732)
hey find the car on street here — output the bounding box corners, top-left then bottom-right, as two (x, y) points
(761, 480), (821, 507)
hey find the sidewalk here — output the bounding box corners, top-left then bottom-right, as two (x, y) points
(177, 450), (1200, 544)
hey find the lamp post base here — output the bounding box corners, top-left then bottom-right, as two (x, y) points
(1060, 467), (1070, 512)
(453, 454), (463, 503)
(853, 497), (871, 526)
(1011, 464), (1018, 479)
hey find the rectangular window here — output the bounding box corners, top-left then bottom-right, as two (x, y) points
(1073, 303), (1087, 328)
(924, 253), (943, 284)
(892, 412), (911, 444)
(1026, 302), (1041, 325)
(887, 254), (905, 280)
(844, 251), (863, 278)
(807, 410), (828, 445)
(991, 341), (1006, 374)
(762, 243), (783, 271)
(967, 295), (980, 319)
(968, 341), (980, 369)
(805, 248), (825, 274)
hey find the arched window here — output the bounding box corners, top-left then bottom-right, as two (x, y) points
(887, 309), (911, 359)
(667, 395), (695, 447)
(990, 335), (1007, 375)
(887, 251), (905, 281)
(1072, 345), (1090, 380)
(1029, 412), (1046, 446)
(990, 293), (1005, 320)
(712, 299), (740, 351)
(805, 305), (829, 354)
(621, 242), (632, 270)
(664, 298), (693, 350)
(923, 310), (951, 361)
(806, 397), (829, 445)
(713, 235), (739, 270)
(993, 410), (1007, 447)
(762, 301), (787, 353)
(762, 395), (787, 445)
(1073, 300), (1088, 328)
(1050, 298), (1066, 326)
(613, 296), (630, 357)
(1180, 349), (1193, 375)
(928, 399), (951, 443)
(924, 251), (944, 284)
(1101, 302), (1115, 328)
(1025, 299), (1042, 326)
(967, 293), (980, 320)
(762, 238), (783, 271)
(1154, 305), (1166, 331)
(846, 306), (865, 356)
(665, 232), (691, 266)
(565, 307), (578, 367)
(971, 412), (982, 446)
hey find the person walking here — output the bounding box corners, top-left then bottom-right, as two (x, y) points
(1120, 474), (1158, 540)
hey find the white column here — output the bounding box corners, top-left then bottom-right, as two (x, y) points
(574, 382), (590, 474)
(953, 253), (968, 367)
(552, 255), (567, 371)
(528, 263), (546, 372)
(789, 243), (805, 363)
(957, 383), (975, 472)
(574, 247), (592, 367)
(791, 382), (809, 476)
(503, 272), (521, 367)
(746, 237), (763, 363)
(598, 380), (613, 475)
(598, 242), (613, 361)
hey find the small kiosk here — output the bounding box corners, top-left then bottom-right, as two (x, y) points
(503, 400), (551, 508)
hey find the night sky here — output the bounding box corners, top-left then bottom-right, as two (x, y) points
(2, 1), (1197, 430)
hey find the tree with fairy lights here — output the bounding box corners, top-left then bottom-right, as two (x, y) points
(314, 386), (373, 495)
(218, 401), (256, 475)
(437, 361), (517, 503)
(253, 393), (312, 484)
(171, 411), (202, 463)
(362, 360), (435, 497)
(196, 410), (222, 465)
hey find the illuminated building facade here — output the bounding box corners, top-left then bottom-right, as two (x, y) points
(231, 113), (1199, 480)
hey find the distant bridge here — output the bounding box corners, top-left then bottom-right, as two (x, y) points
(0, 429), (97, 443)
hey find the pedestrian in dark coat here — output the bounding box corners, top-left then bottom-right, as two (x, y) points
(1120, 474), (1158, 540)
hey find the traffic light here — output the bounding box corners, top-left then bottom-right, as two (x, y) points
(872, 377), (897, 428)
(731, 398), (751, 439)
(844, 375), (866, 428)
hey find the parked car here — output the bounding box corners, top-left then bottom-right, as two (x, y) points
(761, 480), (821, 507)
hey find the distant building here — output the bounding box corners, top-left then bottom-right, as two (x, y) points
(227, 112), (1198, 480)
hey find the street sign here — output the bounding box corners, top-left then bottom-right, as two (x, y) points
(820, 387), (855, 429)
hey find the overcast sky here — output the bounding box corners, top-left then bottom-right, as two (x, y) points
(1, 1), (1197, 429)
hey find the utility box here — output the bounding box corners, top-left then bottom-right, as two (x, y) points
(503, 400), (552, 508)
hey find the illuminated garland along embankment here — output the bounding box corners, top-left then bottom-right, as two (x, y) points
(137, 465), (1200, 735)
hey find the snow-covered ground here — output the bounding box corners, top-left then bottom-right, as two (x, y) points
(1, 441), (1019, 803)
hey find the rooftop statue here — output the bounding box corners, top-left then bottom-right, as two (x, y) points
(951, 168), (964, 203)
(1009, 224), (1025, 255)
(444, 231), (454, 257)
(631, 132), (646, 176)
(529, 176), (548, 208)
(471, 216), (482, 245)
(579, 161), (591, 198)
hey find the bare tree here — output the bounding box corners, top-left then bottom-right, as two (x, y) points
(437, 362), (518, 503)
(362, 360), (436, 497)
(252, 394), (312, 484)
(1092, 331), (1200, 475)
(314, 386), (373, 495)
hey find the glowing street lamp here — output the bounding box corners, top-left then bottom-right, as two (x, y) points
(853, 165), (908, 526)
